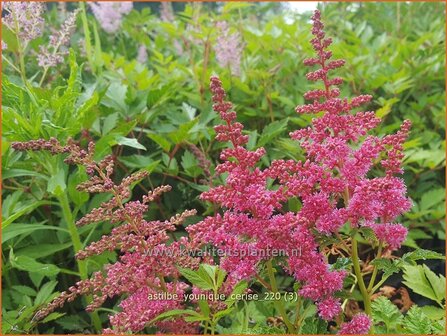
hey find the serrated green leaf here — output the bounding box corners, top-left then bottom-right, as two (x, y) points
(258, 118), (288, 147)
(419, 306), (446, 320)
(371, 258), (401, 278)
(402, 306), (432, 334)
(11, 285), (37, 297)
(178, 267), (214, 290)
(372, 296), (402, 332)
(35, 281), (58, 305)
(147, 133), (171, 152)
(330, 257), (353, 271)
(225, 280), (248, 307)
(149, 309), (203, 324)
(102, 113), (118, 135)
(403, 265), (445, 306)
(402, 249), (445, 265)
(10, 253), (60, 277)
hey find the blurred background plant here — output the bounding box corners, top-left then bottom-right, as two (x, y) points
(1, 1), (445, 334)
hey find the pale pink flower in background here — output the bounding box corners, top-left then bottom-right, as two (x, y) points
(89, 2), (133, 34)
(137, 44), (148, 63)
(2, 2), (45, 44)
(37, 9), (80, 68)
(160, 2), (175, 22)
(214, 21), (243, 76)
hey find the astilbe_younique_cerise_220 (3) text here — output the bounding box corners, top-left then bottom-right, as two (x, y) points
(11, 138), (203, 334)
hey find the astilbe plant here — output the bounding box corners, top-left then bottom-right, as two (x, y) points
(11, 139), (200, 334)
(273, 9), (411, 329)
(190, 9), (411, 334)
(187, 76), (346, 332)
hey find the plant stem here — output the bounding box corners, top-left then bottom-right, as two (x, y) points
(2, 55), (22, 73)
(79, 2), (95, 74)
(293, 295), (301, 328)
(13, 11), (30, 88)
(58, 193), (102, 332)
(204, 320), (209, 334)
(367, 242), (383, 292)
(351, 237), (372, 332)
(265, 259), (296, 333)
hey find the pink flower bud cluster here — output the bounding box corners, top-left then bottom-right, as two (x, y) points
(2, 2), (45, 44)
(214, 21), (243, 76)
(187, 76), (345, 320)
(89, 2), (133, 34)
(284, 10), (412, 251)
(12, 138), (200, 334)
(37, 9), (80, 68)
(338, 313), (371, 334)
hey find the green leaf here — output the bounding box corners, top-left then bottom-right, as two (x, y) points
(68, 173), (89, 208)
(431, 319), (446, 335)
(168, 119), (198, 144)
(2, 223), (68, 243)
(47, 168), (66, 196)
(419, 306), (446, 320)
(181, 150), (201, 177)
(147, 133), (171, 152)
(225, 280), (248, 307)
(300, 317), (328, 334)
(371, 296), (402, 332)
(258, 118), (288, 147)
(216, 268), (227, 289)
(403, 265), (445, 306)
(35, 281), (58, 305)
(114, 136), (146, 150)
(182, 102), (196, 120)
(149, 309), (203, 324)
(9, 252), (60, 277)
(41, 312), (66, 324)
(55, 315), (90, 331)
(103, 82), (128, 113)
(102, 113), (118, 135)
(147, 86), (168, 108)
(371, 258), (401, 278)
(11, 285), (37, 297)
(402, 306), (432, 334)
(2, 169), (48, 180)
(2, 201), (53, 229)
(330, 257), (353, 271)
(198, 299), (210, 318)
(178, 267), (214, 290)
(402, 249), (445, 265)
(200, 264), (218, 284)
(420, 188), (445, 210)
(15, 242), (72, 259)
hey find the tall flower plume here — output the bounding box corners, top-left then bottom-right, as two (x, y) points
(160, 2), (175, 22)
(89, 2), (133, 34)
(37, 8), (80, 68)
(278, 10), (412, 251)
(187, 76), (345, 321)
(214, 21), (243, 76)
(12, 138), (199, 334)
(2, 2), (45, 44)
